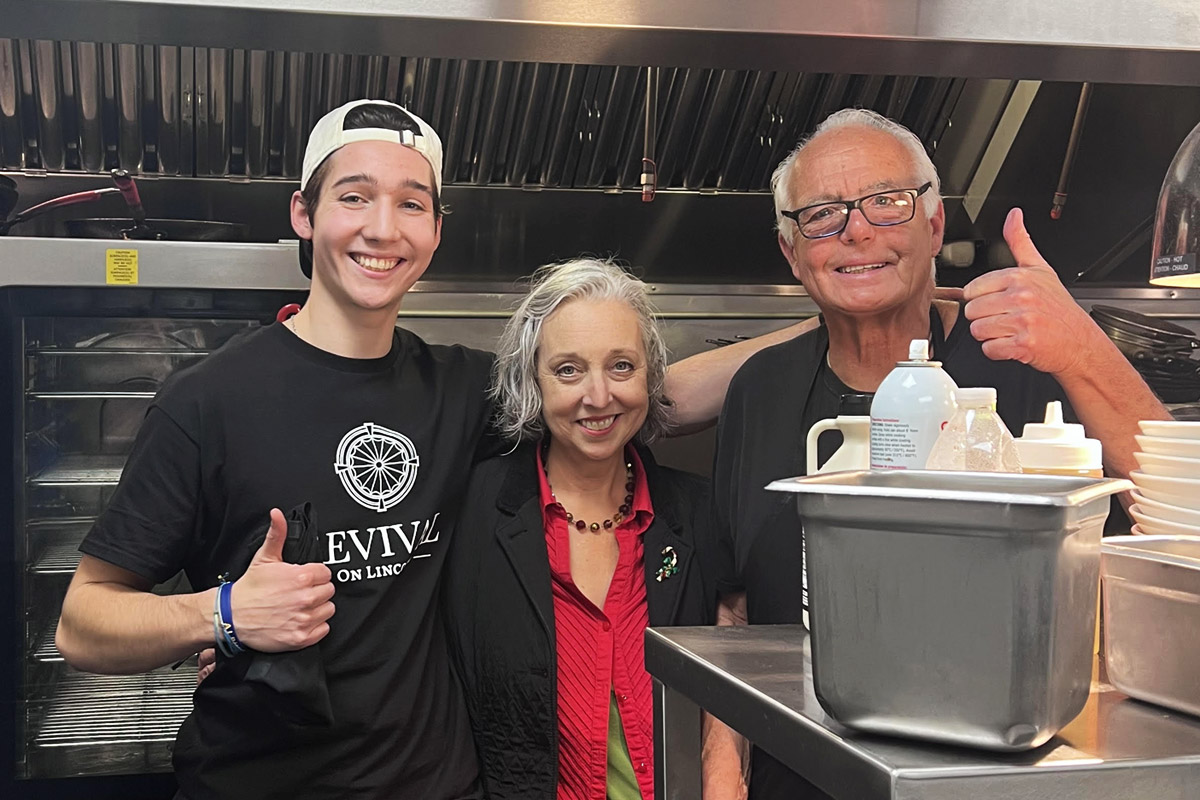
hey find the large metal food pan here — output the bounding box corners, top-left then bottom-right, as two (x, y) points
(1103, 535), (1200, 718)
(767, 470), (1132, 751)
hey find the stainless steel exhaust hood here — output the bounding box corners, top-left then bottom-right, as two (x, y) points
(2, 0), (1199, 284)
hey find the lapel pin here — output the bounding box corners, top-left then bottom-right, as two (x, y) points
(656, 546), (679, 582)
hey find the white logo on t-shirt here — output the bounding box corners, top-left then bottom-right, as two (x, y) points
(334, 422), (420, 512)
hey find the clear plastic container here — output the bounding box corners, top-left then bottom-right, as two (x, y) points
(926, 387), (1022, 472)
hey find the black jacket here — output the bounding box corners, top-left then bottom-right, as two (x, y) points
(443, 443), (715, 800)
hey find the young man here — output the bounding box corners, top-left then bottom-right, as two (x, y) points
(58, 100), (491, 799)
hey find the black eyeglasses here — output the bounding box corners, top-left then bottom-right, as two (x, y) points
(782, 182), (933, 240)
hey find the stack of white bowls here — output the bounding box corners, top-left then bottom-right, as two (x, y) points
(1130, 420), (1200, 536)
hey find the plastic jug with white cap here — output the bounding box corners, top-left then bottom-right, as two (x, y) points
(806, 393), (873, 476)
(1015, 401), (1103, 477)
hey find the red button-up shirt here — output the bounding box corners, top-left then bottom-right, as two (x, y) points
(537, 447), (656, 800)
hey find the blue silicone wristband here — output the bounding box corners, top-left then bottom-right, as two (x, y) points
(217, 580), (246, 654)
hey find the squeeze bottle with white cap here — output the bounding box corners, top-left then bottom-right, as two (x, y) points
(1014, 401), (1103, 477)
(869, 339), (959, 470)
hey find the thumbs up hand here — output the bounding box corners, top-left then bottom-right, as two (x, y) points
(229, 508), (335, 653)
(962, 208), (1100, 378)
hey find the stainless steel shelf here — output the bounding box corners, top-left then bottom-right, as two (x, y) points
(33, 617), (63, 662)
(29, 391), (158, 399)
(30, 542), (83, 575)
(28, 348), (213, 356)
(32, 669), (195, 748)
(30, 456), (125, 486)
(24, 667), (196, 777)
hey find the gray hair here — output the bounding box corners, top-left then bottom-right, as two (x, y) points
(490, 257), (672, 445)
(771, 108), (942, 246)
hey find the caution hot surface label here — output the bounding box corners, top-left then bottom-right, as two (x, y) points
(105, 249), (139, 284)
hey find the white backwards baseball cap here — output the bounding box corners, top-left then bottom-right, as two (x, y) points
(300, 99), (443, 196)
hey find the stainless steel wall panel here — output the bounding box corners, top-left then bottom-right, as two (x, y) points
(204, 48), (229, 175)
(192, 47), (208, 175)
(883, 75), (919, 121)
(584, 65), (634, 188)
(73, 42), (103, 173)
(570, 65), (610, 188)
(33, 41), (64, 171)
(265, 51), (284, 177)
(540, 64), (585, 188)
(280, 51), (305, 180)
(683, 69), (744, 190)
(716, 71), (773, 192)
(115, 44), (141, 171)
(0, 40), (22, 168)
(472, 60), (514, 186)
(156, 46), (180, 175)
(241, 50), (265, 177)
(15, 40), (37, 168)
(56, 42), (80, 170)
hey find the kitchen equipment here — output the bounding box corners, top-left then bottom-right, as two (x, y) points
(0, 175), (17, 220)
(1150, 118), (1200, 288)
(0, 169), (251, 241)
(64, 217), (250, 241)
(0, 186), (123, 235)
(766, 469), (1132, 751)
(1090, 305), (1200, 349)
(1102, 535), (1200, 716)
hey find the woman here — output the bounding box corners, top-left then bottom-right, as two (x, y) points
(443, 258), (719, 800)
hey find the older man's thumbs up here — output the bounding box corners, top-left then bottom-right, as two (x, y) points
(962, 208), (1100, 379)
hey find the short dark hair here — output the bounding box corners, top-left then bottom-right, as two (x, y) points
(298, 103), (443, 278)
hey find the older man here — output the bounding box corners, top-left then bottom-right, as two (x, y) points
(706, 108), (1169, 799)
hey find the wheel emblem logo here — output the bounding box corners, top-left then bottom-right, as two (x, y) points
(334, 423), (420, 512)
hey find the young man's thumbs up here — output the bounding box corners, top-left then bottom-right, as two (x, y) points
(232, 508), (336, 652)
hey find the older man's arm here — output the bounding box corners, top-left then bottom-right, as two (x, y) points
(963, 208), (1170, 480)
(703, 591), (751, 800)
(663, 318), (820, 432)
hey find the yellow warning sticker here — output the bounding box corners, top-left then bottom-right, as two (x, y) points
(106, 249), (139, 285)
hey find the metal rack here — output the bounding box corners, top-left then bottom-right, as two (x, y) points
(13, 310), (254, 780)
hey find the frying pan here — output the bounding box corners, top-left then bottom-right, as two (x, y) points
(0, 175), (17, 221)
(64, 218), (249, 241)
(0, 169), (250, 241)
(1091, 305), (1200, 349)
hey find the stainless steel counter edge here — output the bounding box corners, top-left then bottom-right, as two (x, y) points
(646, 626), (899, 799)
(646, 625), (1200, 800)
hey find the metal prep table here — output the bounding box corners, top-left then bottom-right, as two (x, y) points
(647, 625), (1200, 800)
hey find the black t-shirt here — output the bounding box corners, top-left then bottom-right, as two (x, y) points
(81, 323), (494, 800)
(709, 305), (1070, 800)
